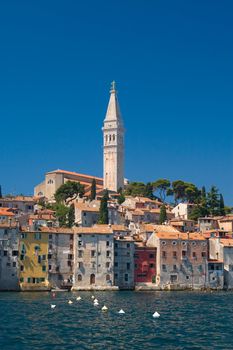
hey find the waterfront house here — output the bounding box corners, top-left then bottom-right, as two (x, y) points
(73, 225), (116, 290)
(0, 224), (20, 290)
(114, 235), (135, 289)
(19, 228), (50, 291)
(134, 242), (157, 287)
(147, 231), (208, 290)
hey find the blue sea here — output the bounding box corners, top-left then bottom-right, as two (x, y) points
(0, 291), (233, 349)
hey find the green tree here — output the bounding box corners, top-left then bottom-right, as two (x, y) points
(55, 203), (69, 227)
(172, 180), (187, 203)
(117, 187), (125, 205)
(159, 204), (167, 224)
(90, 178), (96, 201)
(98, 190), (109, 224)
(67, 203), (75, 228)
(184, 183), (200, 203)
(144, 182), (154, 199)
(152, 179), (170, 202)
(55, 181), (85, 204)
(219, 194), (225, 216)
(207, 186), (220, 216)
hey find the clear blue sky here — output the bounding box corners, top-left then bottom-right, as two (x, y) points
(0, 0), (232, 204)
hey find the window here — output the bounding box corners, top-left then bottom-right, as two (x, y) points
(182, 241), (187, 246)
(42, 255), (46, 260)
(42, 266), (46, 272)
(91, 262), (96, 269)
(124, 274), (128, 282)
(4, 251), (7, 256)
(20, 265), (24, 271)
(114, 262), (118, 267)
(47, 179), (53, 184)
(170, 275), (177, 283)
(78, 241), (83, 247)
(182, 251), (187, 258)
(91, 250), (96, 258)
(127, 263), (130, 270)
(115, 243), (118, 248)
(162, 251), (166, 258)
(20, 254), (25, 261)
(127, 243), (130, 248)
(202, 252), (206, 258)
(106, 274), (111, 281)
(162, 264), (166, 271)
(150, 263), (154, 268)
(173, 265), (177, 271)
(49, 244), (52, 250)
(186, 276), (190, 280)
(78, 234), (82, 238)
(78, 250), (83, 258)
(83, 212), (86, 216)
(114, 252), (118, 257)
(12, 250), (18, 256)
(106, 241), (110, 247)
(49, 234), (52, 240)
(192, 252), (197, 258)
(135, 263), (138, 269)
(21, 233), (27, 239)
(149, 253), (155, 259)
(68, 254), (73, 260)
(114, 273), (118, 279)
(78, 262), (83, 268)
(67, 261), (72, 267)
(34, 233), (41, 240)
(192, 242), (196, 246)
(161, 241), (166, 246)
(27, 278), (31, 283)
(173, 251), (177, 258)
(20, 277), (24, 283)
(49, 265), (52, 270)
(172, 241), (177, 246)
(113, 134), (115, 141)
(78, 274), (82, 281)
(13, 262), (16, 267)
(106, 262), (110, 268)
(48, 254), (52, 259)
(106, 250), (110, 257)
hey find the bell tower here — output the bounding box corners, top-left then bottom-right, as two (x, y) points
(102, 81), (124, 192)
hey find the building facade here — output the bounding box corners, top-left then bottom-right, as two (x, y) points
(73, 226), (116, 290)
(114, 236), (135, 289)
(134, 243), (157, 286)
(0, 225), (20, 290)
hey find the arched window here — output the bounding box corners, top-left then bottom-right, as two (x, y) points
(90, 274), (95, 285)
(109, 135), (112, 141)
(113, 134), (115, 141)
(105, 135), (108, 142)
(78, 274), (82, 281)
(47, 179), (53, 184)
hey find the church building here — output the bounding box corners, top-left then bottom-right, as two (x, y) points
(34, 82), (125, 200)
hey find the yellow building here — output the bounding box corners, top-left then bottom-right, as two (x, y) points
(19, 230), (50, 291)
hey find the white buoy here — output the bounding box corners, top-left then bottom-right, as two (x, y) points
(118, 309), (125, 314)
(68, 300), (73, 304)
(76, 296), (81, 301)
(101, 305), (108, 311)
(91, 295), (95, 299)
(153, 311), (160, 318)
(94, 301), (99, 306)
(51, 304), (56, 309)
(93, 298), (98, 303)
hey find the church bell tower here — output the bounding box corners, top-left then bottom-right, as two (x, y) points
(102, 81), (124, 192)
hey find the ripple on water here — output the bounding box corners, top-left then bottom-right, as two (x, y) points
(1, 291), (233, 350)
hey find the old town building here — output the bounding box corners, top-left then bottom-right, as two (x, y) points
(114, 236), (135, 289)
(134, 242), (157, 287)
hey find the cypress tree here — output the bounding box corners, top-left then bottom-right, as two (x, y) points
(219, 194), (225, 216)
(98, 190), (109, 224)
(159, 204), (167, 224)
(90, 178), (96, 201)
(68, 203), (75, 228)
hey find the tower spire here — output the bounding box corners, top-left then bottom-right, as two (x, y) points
(102, 82), (124, 192)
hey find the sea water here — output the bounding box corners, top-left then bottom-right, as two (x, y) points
(0, 291), (233, 350)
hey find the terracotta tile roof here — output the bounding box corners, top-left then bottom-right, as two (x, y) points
(0, 208), (15, 217)
(111, 225), (130, 232)
(0, 196), (35, 202)
(155, 232), (206, 240)
(21, 226), (74, 234)
(75, 203), (100, 212)
(74, 225), (113, 235)
(220, 239), (233, 247)
(47, 169), (103, 182)
(153, 225), (180, 233)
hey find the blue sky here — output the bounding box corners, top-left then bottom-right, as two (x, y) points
(0, 0), (232, 204)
